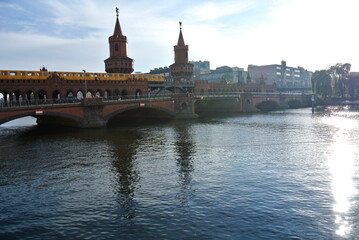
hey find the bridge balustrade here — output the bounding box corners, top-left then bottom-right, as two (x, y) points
(0, 91), (312, 109)
(0, 94), (176, 109)
(0, 98), (82, 108)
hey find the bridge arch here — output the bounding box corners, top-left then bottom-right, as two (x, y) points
(52, 90), (61, 100)
(66, 90), (75, 98)
(13, 90), (23, 103)
(95, 89), (102, 97)
(286, 99), (303, 109)
(0, 110), (83, 127)
(154, 86), (187, 96)
(121, 89), (128, 97)
(38, 90), (47, 101)
(104, 89), (112, 99)
(76, 90), (84, 99)
(255, 100), (280, 111)
(86, 89), (94, 98)
(105, 104), (176, 124)
(26, 90), (36, 101)
(1, 91), (10, 102)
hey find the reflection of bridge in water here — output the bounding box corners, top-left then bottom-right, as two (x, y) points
(0, 92), (312, 128)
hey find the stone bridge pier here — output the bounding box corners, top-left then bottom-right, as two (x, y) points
(172, 93), (198, 119)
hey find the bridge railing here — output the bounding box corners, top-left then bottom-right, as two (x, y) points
(102, 93), (174, 102)
(0, 98), (82, 109)
(0, 91), (311, 109)
(0, 94), (175, 109)
(194, 92), (241, 98)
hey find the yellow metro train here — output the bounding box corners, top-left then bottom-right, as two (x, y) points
(0, 70), (164, 83)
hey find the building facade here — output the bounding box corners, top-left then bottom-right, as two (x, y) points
(191, 60), (210, 81)
(248, 61), (312, 90)
(198, 65), (246, 84)
(149, 67), (172, 82)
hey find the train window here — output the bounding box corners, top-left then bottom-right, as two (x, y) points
(37, 73), (42, 76)
(108, 74), (112, 77)
(10, 72), (17, 76)
(28, 72), (34, 76)
(1, 72), (8, 76)
(119, 75), (124, 78)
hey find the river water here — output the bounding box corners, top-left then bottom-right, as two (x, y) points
(1, 107), (359, 239)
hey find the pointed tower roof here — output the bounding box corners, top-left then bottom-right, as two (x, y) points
(177, 21), (185, 46)
(113, 8), (123, 36)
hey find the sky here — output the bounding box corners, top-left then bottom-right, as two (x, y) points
(0, 0), (358, 73)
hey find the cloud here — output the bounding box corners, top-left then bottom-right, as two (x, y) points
(188, 1), (253, 22)
(1, 0), (359, 73)
(0, 2), (25, 11)
(186, 0), (359, 71)
(0, 32), (106, 72)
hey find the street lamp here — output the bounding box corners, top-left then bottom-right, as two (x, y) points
(82, 70), (87, 99)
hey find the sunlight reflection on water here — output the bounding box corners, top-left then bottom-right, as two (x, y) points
(322, 114), (358, 237)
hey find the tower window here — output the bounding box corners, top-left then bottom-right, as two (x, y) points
(115, 44), (119, 51)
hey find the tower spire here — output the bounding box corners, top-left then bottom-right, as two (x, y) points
(177, 21), (185, 46)
(113, 7), (123, 36)
(104, 8), (133, 73)
(170, 21), (193, 83)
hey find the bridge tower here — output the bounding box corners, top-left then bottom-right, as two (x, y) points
(104, 8), (134, 73)
(170, 22), (194, 84)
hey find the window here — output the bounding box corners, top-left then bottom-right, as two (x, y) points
(115, 44), (119, 51)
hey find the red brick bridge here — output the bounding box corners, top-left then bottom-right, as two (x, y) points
(0, 92), (312, 128)
(0, 94), (197, 128)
